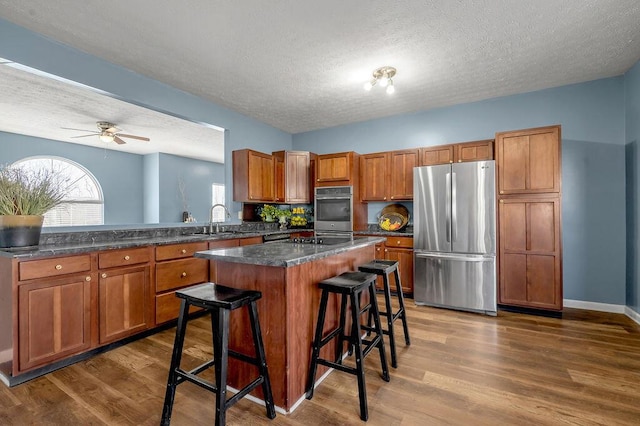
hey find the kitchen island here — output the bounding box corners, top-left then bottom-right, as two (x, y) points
(194, 236), (384, 412)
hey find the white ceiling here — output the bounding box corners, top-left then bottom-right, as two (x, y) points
(1, 0), (640, 137)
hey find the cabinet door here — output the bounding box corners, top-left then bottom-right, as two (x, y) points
(248, 150), (275, 201)
(420, 145), (454, 166)
(389, 149), (419, 200)
(496, 126), (560, 195)
(454, 140), (494, 163)
(285, 151), (311, 203)
(274, 154), (285, 202)
(498, 197), (562, 310)
(384, 247), (414, 295)
(316, 152), (353, 183)
(98, 265), (150, 344)
(18, 274), (92, 372)
(360, 152), (389, 201)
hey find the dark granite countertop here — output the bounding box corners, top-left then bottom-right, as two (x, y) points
(195, 236), (384, 267)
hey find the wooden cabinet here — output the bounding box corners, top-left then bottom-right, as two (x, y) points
(154, 242), (209, 325)
(233, 149), (275, 202)
(496, 125), (562, 312)
(98, 247), (152, 344)
(273, 151), (312, 203)
(498, 197), (562, 310)
(420, 140), (493, 166)
(360, 149), (419, 201)
(366, 236), (413, 295)
(496, 126), (560, 194)
(98, 264), (150, 344)
(18, 270), (92, 372)
(316, 151), (359, 186)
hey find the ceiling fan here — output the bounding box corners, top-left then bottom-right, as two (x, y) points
(62, 121), (150, 145)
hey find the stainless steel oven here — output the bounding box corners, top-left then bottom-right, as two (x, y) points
(314, 186), (353, 233)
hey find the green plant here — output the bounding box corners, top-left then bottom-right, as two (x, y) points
(0, 165), (71, 215)
(259, 204), (290, 220)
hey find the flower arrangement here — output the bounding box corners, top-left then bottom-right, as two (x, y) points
(259, 204), (291, 222)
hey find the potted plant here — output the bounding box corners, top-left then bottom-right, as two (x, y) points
(259, 204), (281, 222)
(0, 164), (70, 248)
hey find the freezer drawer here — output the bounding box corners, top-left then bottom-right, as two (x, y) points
(414, 252), (496, 315)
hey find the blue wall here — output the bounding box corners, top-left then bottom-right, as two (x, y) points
(294, 78), (628, 307)
(0, 18), (292, 222)
(625, 61), (640, 315)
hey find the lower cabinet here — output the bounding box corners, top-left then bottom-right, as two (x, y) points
(369, 236), (414, 295)
(18, 273), (93, 372)
(98, 265), (150, 344)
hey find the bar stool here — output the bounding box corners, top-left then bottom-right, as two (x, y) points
(306, 271), (390, 421)
(358, 260), (411, 368)
(161, 282), (276, 426)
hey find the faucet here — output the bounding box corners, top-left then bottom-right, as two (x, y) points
(209, 203), (231, 234)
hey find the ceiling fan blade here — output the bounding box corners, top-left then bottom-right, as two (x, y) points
(113, 136), (127, 145)
(61, 127), (99, 133)
(70, 134), (99, 138)
(117, 133), (150, 141)
(105, 127), (119, 133)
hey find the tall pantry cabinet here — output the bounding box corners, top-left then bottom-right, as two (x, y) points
(495, 125), (562, 311)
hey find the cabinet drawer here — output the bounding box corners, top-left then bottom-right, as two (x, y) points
(155, 291), (202, 324)
(19, 255), (92, 281)
(156, 258), (209, 292)
(98, 247), (150, 269)
(155, 242), (208, 261)
(385, 236), (413, 248)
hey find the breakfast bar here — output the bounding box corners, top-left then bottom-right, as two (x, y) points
(194, 236), (384, 412)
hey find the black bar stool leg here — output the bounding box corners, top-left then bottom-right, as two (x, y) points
(213, 307), (230, 426)
(306, 289), (329, 399)
(381, 272), (398, 368)
(248, 300), (276, 419)
(369, 284), (390, 382)
(349, 292), (368, 422)
(161, 299), (190, 425)
(394, 269), (411, 346)
(335, 293), (348, 363)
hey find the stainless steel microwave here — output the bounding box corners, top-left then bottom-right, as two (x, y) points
(314, 186), (353, 232)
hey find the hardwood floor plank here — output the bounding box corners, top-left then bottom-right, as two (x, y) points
(0, 297), (638, 425)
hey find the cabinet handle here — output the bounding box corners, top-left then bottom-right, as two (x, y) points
(390, 196), (394, 199)
(385, 249), (388, 252)
(85, 276), (91, 282)
(181, 249), (187, 254)
(317, 179), (320, 182)
(124, 255), (130, 261)
(499, 200), (504, 203)
(181, 272), (187, 277)
(55, 264), (62, 270)
(102, 273), (107, 278)
(383, 197), (387, 200)
(458, 160), (462, 163)
(449, 160), (453, 163)
(500, 190), (504, 194)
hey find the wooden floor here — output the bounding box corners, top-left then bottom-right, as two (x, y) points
(1, 297), (639, 425)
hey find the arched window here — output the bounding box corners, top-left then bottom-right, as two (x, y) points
(12, 156), (104, 226)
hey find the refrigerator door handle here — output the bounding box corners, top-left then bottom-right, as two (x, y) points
(451, 171), (457, 242)
(415, 252), (494, 262)
(445, 172), (451, 242)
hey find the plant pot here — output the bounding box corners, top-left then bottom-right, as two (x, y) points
(0, 215), (44, 248)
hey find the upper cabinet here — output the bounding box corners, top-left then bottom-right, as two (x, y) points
(420, 140), (494, 166)
(360, 149), (418, 202)
(316, 151), (359, 186)
(495, 126), (560, 195)
(233, 149), (275, 202)
(273, 150), (312, 204)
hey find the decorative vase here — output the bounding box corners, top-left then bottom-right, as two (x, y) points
(0, 215), (45, 248)
(263, 214), (274, 222)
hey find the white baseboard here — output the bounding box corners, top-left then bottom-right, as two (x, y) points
(625, 306), (640, 326)
(0, 348), (11, 364)
(563, 299), (626, 314)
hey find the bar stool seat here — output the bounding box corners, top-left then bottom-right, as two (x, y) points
(161, 282), (276, 426)
(358, 260), (411, 368)
(306, 271), (390, 421)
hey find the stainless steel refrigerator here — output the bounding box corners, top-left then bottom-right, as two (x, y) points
(413, 160), (497, 315)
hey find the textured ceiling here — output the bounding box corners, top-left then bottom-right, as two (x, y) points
(1, 0), (640, 136)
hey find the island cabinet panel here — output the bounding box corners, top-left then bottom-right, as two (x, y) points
(214, 244), (375, 411)
(496, 125), (560, 195)
(98, 265), (150, 345)
(208, 239), (240, 283)
(233, 149), (275, 202)
(154, 243), (209, 325)
(18, 272), (92, 372)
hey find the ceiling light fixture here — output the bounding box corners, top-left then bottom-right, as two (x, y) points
(99, 132), (115, 143)
(364, 66), (397, 95)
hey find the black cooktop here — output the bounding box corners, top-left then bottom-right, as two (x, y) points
(288, 236), (356, 245)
